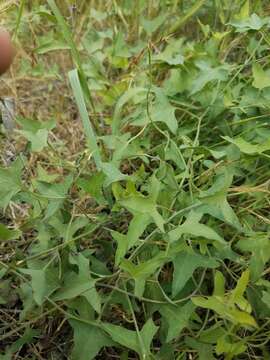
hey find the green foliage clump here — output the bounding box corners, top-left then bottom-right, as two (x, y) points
(1, 0), (270, 359)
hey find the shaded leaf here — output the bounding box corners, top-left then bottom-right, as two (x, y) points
(20, 265), (59, 305)
(141, 14), (167, 35)
(112, 213), (151, 265)
(198, 169), (241, 230)
(191, 61), (230, 94)
(53, 254), (101, 313)
(223, 136), (270, 155)
(119, 195), (164, 232)
(0, 158), (23, 209)
(172, 251), (218, 297)
(185, 337), (215, 360)
(237, 234), (270, 281)
(70, 321), (113, 360)
(0, 223), (21, 241)
(102, 318), (158, 359)
(160, 301), (195, 342)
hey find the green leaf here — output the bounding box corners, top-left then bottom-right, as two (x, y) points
(160, 301), (195, 342)
(0, 223), (21, 241)
(120, 253), (168, 296)
(64, 216), (90, 243)
(35, 40), (70, 54)
(213, 271), (225, 297)
(121, 253), (168, 280)
(150, 88), (178, 133)
(35, 175), (73, 200)
(237, 234), (270, 281)
(101, 162), (128, 186)
(230, 270), (250, 305)
(185, 337), (215, 360)
(192, 270), (256, 328)
(198, 169), (241, 230)
(111, 231), (127, 266)
(192, 296), (257, 327)
(199, 323), (226, 344)
(20, 265), (59, 305)
(153, 38), (184, 65)
(126, 213), (151, 248)
(69, 321), (113, 360)
(252, 63), (270, 90)
(165, 140), (186, 170)
(229, 13), (269, 32)
(102, 318), (158, 359)
(102, 324), (138, 354)
(140, 318), (159, 357)
(223, 136), (270, 155)
(68, 69), (102, 169)
(216, 336), (247, 357)
(262, 290), (270, 309)
(35, 175), (73, 218)
(129, 88), (178, 134)
(16, 117), (55, 132)
(191, 61), (229, 94)
(239, 0), (250, 19)
(89, 8), (108, 22)
(111, 133), (143, 166)
(36, 164), (59, 183)
(141, 14), (167, 35)
(167, 0), (207, 34)
(156, 344), (175, 360)
(53, 271), (97, 302)
(19, 129), (49, 152)
(112, 214), (151, 265)
(111, 31), (131, 59)
(172, 251), (218, 297)
(119, 195), (164, 232)
(53, 253), (101, 313)
(169, 211), (225, 244)
(0, 158), (23, 209)
(16, 117), (55, 152)
(77, 172), (106, 205)
(112, 87), (147, 135)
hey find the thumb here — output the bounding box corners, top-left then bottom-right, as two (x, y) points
(0, 28), (14, 76)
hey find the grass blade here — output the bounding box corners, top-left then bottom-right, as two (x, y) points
(68, 69), (101, 169)
(168, 0), (206, 34)
(13, 0), (25, 40)
(47, 0), (81, 67)
(47, 0), (97, 126)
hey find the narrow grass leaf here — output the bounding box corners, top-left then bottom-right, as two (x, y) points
(69, 69), (102, 169)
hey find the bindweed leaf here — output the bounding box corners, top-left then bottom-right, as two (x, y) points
(102, 318), (158, 359)
(160, 301), (195, 342)
(70, 321), (113, 360)
(172, 251), (218, 297)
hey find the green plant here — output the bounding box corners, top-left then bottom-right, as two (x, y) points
(1, 1), (270, 359)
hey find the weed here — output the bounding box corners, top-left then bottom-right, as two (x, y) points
(1, 1), (270, 359)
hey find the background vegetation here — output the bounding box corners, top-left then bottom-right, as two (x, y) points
(1, 0), (270, 359)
